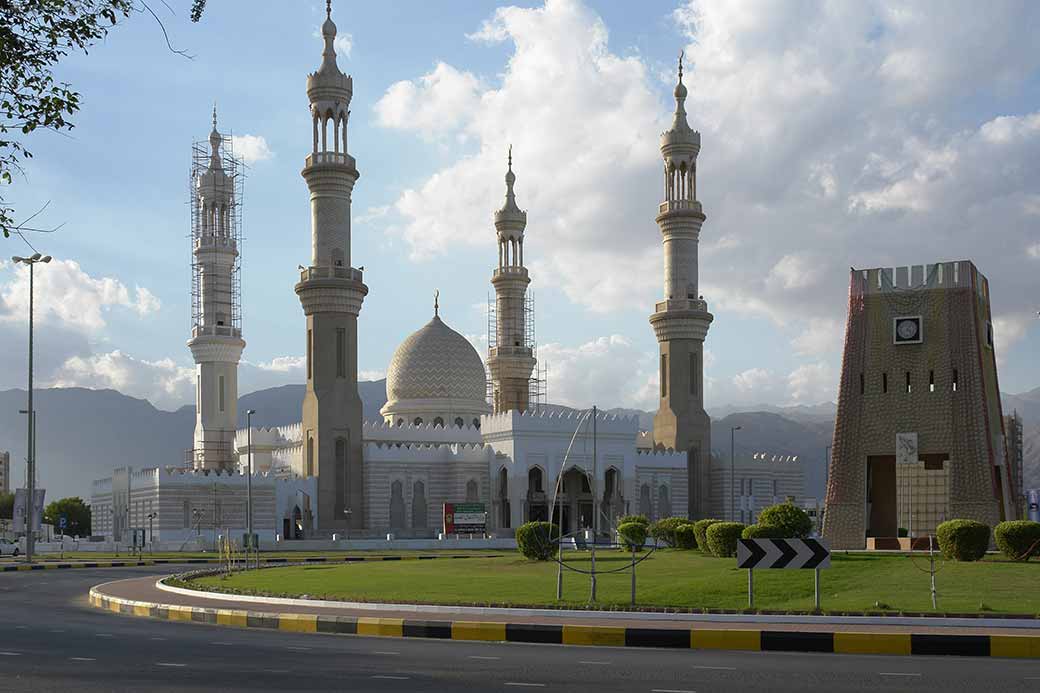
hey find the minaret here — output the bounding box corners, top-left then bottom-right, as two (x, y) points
(189, 108), (245, 471)
(295, 0), (367, 533)
(487, 148), (536, 413)
(649, 54), (713, 519)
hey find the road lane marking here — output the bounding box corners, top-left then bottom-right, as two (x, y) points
(651, 689), (696, 693)
(692, 665), (735, 671)
(70, 657), (96, 662)
(0, 652), (21, 656)
(14, 626), (27, 630)
(468, 655), (502, 660)
(879, 673), (920, 677)
(264, 669), (290, 674)
(505, 684), (546, 688)
(371, 675), (409, 680)
(49, 630), (65, 634)
(155, 662), (187, 668)
(210, 641), (234, 646)
(287, 646), (309, 651)
(149, 637), (167, 641)
(372, 651), (400, 655)
(579, 660), (611, 665)
(95, 633), (113, 638)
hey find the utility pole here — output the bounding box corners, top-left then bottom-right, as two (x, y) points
(13, 253), (51, 564)
(245, 409), (255, 569)
(730, 425), (742, 522)
(590, 405), (597, 603)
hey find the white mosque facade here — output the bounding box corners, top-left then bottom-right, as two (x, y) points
(91, 4), (705, 543)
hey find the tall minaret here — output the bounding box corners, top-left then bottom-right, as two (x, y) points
(487, 148), (536, 413)
(295, 0), (367, 533)
(650, 54), (713, 519)
(189, 109), (245, 471)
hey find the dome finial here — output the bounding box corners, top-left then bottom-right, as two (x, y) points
(326, 0), (332, 19)
(212, 103), (218, 130)
(508, 144), (512, 171)
(434, 288), (440, 317)
(678, 50), (684, 83)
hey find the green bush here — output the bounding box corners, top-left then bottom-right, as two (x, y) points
(617, 514), (649, 529)
(693, 518), (721, 552)
(617, 521), (648, 550)
(649, 517), (690, 547)
(756, 501), (812, 538)
(741, 523), (786, 540)
(515, 521), (560, 561)
(705, 522), (746, 558)
(936, 519), (990, 561)
(673, 523), (698, 549)
(994, 520), (1040, 561)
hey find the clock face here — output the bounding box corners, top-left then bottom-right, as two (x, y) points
(894, 317), (922, 344)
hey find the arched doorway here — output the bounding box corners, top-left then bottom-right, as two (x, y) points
(553, 468), (593, 536)
(389, 480), (406, 529)
(526, 467), (547, 522)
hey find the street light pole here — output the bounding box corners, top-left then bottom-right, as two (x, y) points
(730, 425), (742, 522)
(245, 409), (255, 569)
(13, 253), (51, 564)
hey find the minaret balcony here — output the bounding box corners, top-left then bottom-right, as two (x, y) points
(654, 298), (709, 314)
(192, 324), (242, 339)
(194, 235), (237, 252)
(492, 266), (529, 279)
(299, 265), (363, 283)
(489, 345), (534, 358)
(658, 199), (703, 215)
(304, 151), (356, 168)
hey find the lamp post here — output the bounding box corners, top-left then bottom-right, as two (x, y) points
(730, 425), (742, 522)
(343, 508), (352, 544)
(147, 512), (157, 553)
(245, 409), (255, 568)
(13, 253), (51, 564)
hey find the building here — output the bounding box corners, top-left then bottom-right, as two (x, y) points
(711, 454), (805, 525)
(0, 451), (8, 494)
(647, 55), (713, 521)
(824, 261), (1013, 549)
(1005, 411), (1025, 517)
(91, 4), (699, 541)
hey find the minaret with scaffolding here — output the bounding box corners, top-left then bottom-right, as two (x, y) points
(487, 149), (540, 413)
(295, 0), (367, 533)
(650, 54), (713, 519)
(188, 108), (245, 471)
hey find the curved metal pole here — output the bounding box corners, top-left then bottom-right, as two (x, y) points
(552, 409), (593, 600)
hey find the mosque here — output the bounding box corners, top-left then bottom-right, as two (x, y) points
(91, 3), (713, 544)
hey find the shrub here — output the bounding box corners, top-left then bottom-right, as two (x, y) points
(515, 521), (560, 561)
(673, 523), (698, 549)
(693, 518), (721, 552)
(756, 501), (812, 538)
(936, 519), (990, 561)
(741, 523), (786, 540)
(994, 520), (1040, 561)
(649, 517), (690, 547)
(617, 514), (649, 529)
(617, 521), (648, 550)
(705, 522), (746, 558)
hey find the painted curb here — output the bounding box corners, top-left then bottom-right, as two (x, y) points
(87, 585), (1040, 659)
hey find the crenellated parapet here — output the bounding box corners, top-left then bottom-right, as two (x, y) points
(856, 260), (986, 297)
(362, 419), (483, 445)
(363, 441), (492, 465)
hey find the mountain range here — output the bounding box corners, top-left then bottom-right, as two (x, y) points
(0, 384), (1036, 505)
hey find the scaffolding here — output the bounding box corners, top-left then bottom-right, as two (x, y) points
(190, 132), (244, 338)
(486, 291), (547, 411)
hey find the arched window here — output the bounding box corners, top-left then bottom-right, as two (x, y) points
(396, 418), (404, 427)
(472, 418), (480, 429)
(498, 468), (510, 529)
(639, 483), (652, 519)
(413, 417), (423, 426)
(658, 484), (671, 519)
(433, 417), (444, 427)
(466, 479), (479, 502)
(389, 480), (405, 529)
(528, 467), (544, 494)
(335, 437), (348, 517)
(454, 417), (464, 428)
(412, 480), (427, 529)
(306, 437), (314, 477)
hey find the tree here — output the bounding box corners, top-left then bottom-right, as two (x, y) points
(43, 496), (91, 536)
(0, 492), (13, 520)
(1, 0), (208, 238)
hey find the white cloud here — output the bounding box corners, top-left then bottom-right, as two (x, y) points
(251, 355), (304, 373)
(992, 313), (1033, 360)
(375, 62), (481, 136)
(358, 369), (385, 382)
(791, 318), (844, 357)
(0, 259), (160, 332)
(786, 362), (837, 405)
(1028, 243), (1040, 259)
(767, 253), (825, 291)
(732, 367), (775, 393)
(50, 350), (194, 410)
(539, 334), (657, 410)
(334, 33), (353, 59)
(231, 134), (274, 164)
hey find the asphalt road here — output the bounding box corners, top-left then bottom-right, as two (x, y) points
(1, 565), (1039, 692)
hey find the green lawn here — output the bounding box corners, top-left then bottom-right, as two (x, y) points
(15, 549), (506, 561)
(189, 550), (1040, 615)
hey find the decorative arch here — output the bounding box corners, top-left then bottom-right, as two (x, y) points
(389, 480), (406, 529)
(639, 483), (652, 519)
(412, 480), (428, 529)
(454, 417), (465, 428)
(658, 484), (672, 519)
(465, 479), (479, 502)
(433, 417), (445, 428)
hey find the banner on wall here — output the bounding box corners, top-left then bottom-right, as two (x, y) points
(443, 503), (486, 536)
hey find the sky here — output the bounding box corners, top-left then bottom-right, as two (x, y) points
(1, 0), (1038, 413)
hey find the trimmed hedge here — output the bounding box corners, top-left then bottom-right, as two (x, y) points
(515, 521), (560, 561)
(617, 514), (649, 529)
(741, 523), (787, 540)
(936, 519), (990, 561)
(994, 520), (1040, 561)
(756, 501), (812, 538)
(693, 518), (721, 552)
(705, 521), (746, 558)
(617, 521), (648, 550)
(673, 523), (698, 549)
(649, 517), (690, 547)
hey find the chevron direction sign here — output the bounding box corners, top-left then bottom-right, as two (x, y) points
(737, 538), (830, 570)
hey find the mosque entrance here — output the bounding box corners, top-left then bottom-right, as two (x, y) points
(554, 468), (594, 536)
(867, 456), (897, 537)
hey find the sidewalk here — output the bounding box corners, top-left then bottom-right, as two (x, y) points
(90, 574), (1040, 659)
